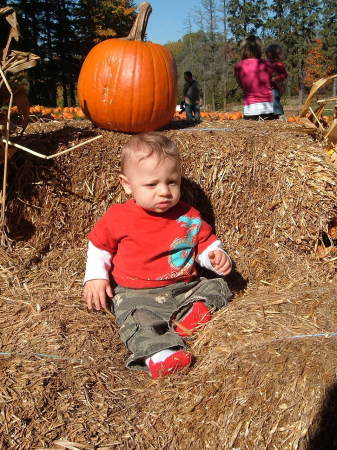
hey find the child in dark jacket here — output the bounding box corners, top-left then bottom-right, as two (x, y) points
(266, 44), (288, 119)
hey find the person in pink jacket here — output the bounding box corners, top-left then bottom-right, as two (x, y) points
(234, 35), (276, 120)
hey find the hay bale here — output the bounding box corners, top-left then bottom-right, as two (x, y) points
(1, 258), (337, 448)
(134, 284), (337, 449)
(1, 118), (337, 448)
(5, 118), (337, 286)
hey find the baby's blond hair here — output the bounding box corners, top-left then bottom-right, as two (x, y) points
(120, 132), (180, 174)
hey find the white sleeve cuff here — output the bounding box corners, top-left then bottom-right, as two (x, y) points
(196, 240), (231, 275)
(83, 241), (112, 284)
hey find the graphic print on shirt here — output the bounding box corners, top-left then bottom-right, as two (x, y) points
(169, 216), (201, 270)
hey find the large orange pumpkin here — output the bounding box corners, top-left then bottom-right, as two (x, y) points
(77, 2), (177, 133)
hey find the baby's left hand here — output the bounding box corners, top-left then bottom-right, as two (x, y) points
(208, 250), (232, 275)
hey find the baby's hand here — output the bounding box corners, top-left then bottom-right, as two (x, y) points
(208, 250), (232, 276)
(84, 279), (113, 311)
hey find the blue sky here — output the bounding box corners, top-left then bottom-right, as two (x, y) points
(146, 0), (197, 45)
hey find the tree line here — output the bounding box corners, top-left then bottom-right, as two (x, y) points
(3, 0), (336, 110)
(170, 0), (336, 110)
(4, 0), (137, 107)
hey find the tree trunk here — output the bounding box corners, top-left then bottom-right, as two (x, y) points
(203, 81), (207, 110)
(223, 72), (227, 111)
(298, 61), (305, 106)
(287, 74), (292, 97)
(299, 85), (304, 106)
(62, 79), (68, 107)
(70, 75), (76, 106)
(223, 55), (228, 111)
(223, 0), (228, 111)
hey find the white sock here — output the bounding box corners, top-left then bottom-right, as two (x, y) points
(145, 349), (177, 367)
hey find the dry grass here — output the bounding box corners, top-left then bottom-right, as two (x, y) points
(1, 117), (337, 449)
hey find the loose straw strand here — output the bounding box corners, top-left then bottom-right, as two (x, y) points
(0, 65), (13, 245)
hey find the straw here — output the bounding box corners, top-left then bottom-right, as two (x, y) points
(0, 117), (336, 449)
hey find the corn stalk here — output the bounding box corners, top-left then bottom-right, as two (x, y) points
(0, 7), (39, 245)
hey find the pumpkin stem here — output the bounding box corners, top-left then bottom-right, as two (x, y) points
(126, 2), (152, 41)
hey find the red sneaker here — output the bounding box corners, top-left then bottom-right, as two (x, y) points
(148, 350), (192, 379)
(175, 301), (212, 337)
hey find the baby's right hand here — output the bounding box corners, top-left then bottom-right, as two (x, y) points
(83, 279), (113, 311)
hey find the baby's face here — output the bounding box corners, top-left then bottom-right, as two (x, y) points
(120, 153), (181, 213)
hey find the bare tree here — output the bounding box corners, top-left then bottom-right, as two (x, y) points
(220, 0), (229, 110)
(201, 0), (219, 110)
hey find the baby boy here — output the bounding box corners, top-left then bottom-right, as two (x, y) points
(84, 132), (232, 378)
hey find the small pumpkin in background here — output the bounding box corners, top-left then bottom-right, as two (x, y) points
(227, 111), (243, 120)
(77, 2), (177, 133)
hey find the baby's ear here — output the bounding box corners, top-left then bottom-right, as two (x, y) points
(119, 174), (132, 195)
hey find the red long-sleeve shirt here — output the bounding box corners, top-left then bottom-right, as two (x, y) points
(269, 60), (288, 93)
(88, 200), (218, 288)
